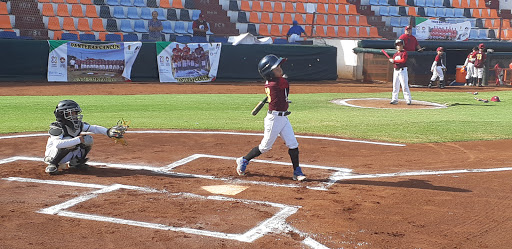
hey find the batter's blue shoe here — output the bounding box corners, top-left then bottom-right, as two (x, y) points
(236, 157), (249, 175)
(293, 166), (307, 181)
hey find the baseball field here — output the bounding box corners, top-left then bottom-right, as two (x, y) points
(1, 82), (512, 248)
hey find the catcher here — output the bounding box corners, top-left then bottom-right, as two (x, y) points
(43, 100), (126, 175)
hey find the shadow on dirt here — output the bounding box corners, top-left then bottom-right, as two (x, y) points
(338, 178), (471, 192)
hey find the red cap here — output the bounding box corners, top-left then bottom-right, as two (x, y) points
(479, 43), (485, 49)
(405, 25), (412, 30)
(437, 47), (444, 52)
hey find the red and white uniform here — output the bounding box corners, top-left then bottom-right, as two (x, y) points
(391, 50), (412, 103)
(430, 54), (445, 81)
(258, 77), (298, 153)
(463, 51), (476, 80)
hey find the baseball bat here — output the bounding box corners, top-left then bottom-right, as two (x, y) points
(381, 49), (391, 59)
(251, 96), (268, 116)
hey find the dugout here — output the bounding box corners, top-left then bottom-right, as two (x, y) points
(0, 40), (337, 82)
(354, 40), (512, 86)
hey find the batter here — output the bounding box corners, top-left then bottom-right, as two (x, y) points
(389, 39), (412, 105)
(236, 54), (306, 181)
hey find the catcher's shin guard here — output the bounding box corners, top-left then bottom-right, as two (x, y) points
(69, 144), (92, 169)
(288, 148), (300, 170)
(439, 80), (445, 89)
(428, 81), (434, 88)
(47, 148), (72, 166)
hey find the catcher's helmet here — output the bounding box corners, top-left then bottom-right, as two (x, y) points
(54, 100), (83, 130)
(395, 39), (404, 46)
(258, 54), (286, 80)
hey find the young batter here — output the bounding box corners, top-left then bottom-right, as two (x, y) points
(389, 39), (412, 105)
(236, 54), (306, 181)
(429, 47), (446, 89)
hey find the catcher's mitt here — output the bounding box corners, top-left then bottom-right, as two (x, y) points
(107, 119), (130, 145)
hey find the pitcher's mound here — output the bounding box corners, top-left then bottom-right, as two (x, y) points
(331, 98), (447, 109)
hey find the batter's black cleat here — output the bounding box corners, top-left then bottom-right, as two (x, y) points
(45, 164), (58, 175)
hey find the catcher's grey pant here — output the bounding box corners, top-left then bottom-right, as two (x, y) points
(44, 143), (92, 167)
(391, 67), (412, 102)
(258, 111), (298, 153)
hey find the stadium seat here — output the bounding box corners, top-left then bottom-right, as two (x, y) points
(460, 0), (469, 8)
(273, 38), (287, 44)
(315, 14), (326, 25)
(400, 16), (409, 27)
(478, 29), (488, 39)
(313, 26), (326, 37)
(284, 2), (294, 13)
(0, 31), (17, 39)
(425, 7), (436, 17)
(359, 27), (369, 38)
(270, 24), (281, 36)
(369, 0), (378, 5)
(123, 33), (138, 41)
(134, 0), (146, 7)
(408, 7), (418, 16)
(378, 0), (389, 5)
(52, 30), (63, 40)
(120, 0), (133, 6)
(389, 6), (400, 16)
(174, 21), (187, 34)
(162, 21), (173, 33)
(327, 15), (336, 25)
(338, 15), (347, 25)
(240, 0), (250, 11)
(85, 5), (99, 18)
(503, 19), (512, 30)
(105, 33), (122, 41)
(258, 24), (270, 36)
(92, 18), (105, 31)
(81, 0), (93, 4)
(180, 9), (191, 21)
(415, 0), (426, 7)
(454, 8), (464, 18)
(425, 0), (435, 7)
(61, 32), (78, 40)
(417, 7), (426, 16)
(369, 27), (380, 37)
(77, 18), (91, 31)
(434, 0), (443, 7)
(326, 26), (336, 37)
(247, 23), (257, 35)
(80, 33), (96, 41)
(316, 4), (327, 14)
(237, 11), (248, 23)
(338, 4), (348, 14)
(56, 4), (70, 17)
(147, 0), (158, 7)
(294, 13), (305, 25)
(397, 0), (407, 5)
(38, 0), (51, 2)
(107, 0), (120, 6)
(347, 26), (357, 37)
(134, 20), (146, 32)
(272, 13), (283, 24)
(295, 3), (306, 13)
(156, 9), (165, 20)
(176, 35), (191, 43)
(444, 8), (454, 18)
(378, 6), (389, 16)
(113, 6), (126, 19)
(347, 15), (358, 26)
(469, 29), (478, 39)
(390, 17), (401, 27)
(262, 1), (272, 12)
(184, 0), (195, 9)
(120, 19), (133, 32)
(229, 1), (239, 11)
(261, 12), (271, 23)
(273, 2), (284, 13)
(167, 9), (178, 21)
(141, 8), (152, 20)
(172, 0), (184, 9)
(106, 19), (119, 31)
(249, 12), (260, 23)
(100, 6), (112, 18)
(127, 7), (139, 19)
(472, 9), (482, 18)
(191, 36), (207, 43)
(41, 3), (55, 17)
(160, 0), (171, 8)
(191, 9), (201, 20)
(62, 17), (76, 30)
(436, 8), (446, 17)
(93, 0), (104, 4)
(53, 0), (65, 3)
(252, 1), (262, 11)
(338, 26), (347, 37)
(398, 6), (407, 16)
(47, 17), (61, 30)
(305, 13), (314, 24)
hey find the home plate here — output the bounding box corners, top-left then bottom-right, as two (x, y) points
(201, 185), (248, 195)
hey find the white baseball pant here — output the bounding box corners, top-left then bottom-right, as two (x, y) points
(258, 111), (298, 153)
(391, 68), (412, 102)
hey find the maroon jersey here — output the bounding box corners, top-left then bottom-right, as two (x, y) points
(467, 51), (476, 63)
(434, 54), (443, 66)
(265, 77), (289, 111)
(473, 51), (486, 68)
(398, 34), (419, 52)
(392, 50), (408, 69)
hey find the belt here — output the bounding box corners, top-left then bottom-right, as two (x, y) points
(268, 110), (291, 116)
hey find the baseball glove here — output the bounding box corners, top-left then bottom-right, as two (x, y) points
(107, 119), (130, 145)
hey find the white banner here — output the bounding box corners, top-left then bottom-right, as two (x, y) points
(47, 41), (141, 82)
(415, 19), (471, 41)
(156, 42), (222, 82)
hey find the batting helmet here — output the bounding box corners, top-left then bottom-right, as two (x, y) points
(258, 54), (286, 80)
(54, 100), (83, 130)
(491, 96), (501, 102)
(479, 43), (485, 49)
(395, 39), (404, 46)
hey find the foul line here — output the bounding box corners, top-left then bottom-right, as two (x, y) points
(0, 131), (405, 147)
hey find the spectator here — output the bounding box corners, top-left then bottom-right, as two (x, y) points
(286, 20), (307, 43)
(148, 11), (163, 41)
(192, 13), (209, 37)
(398, 26), (424, 52)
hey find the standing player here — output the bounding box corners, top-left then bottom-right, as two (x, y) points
(389, 39), (412, 105)
(473, 43), (487, 87)
(43, 100), (124, 175)
(235, 54), (306, 181)
(428, 47), (446, 89)
(463, 47), (477, 86)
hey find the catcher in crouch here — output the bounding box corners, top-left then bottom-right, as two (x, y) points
(44, 100), (125, 175)
(236, 54), (306, 181)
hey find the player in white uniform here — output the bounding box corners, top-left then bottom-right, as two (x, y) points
(429, 47), (446, 89)
(463, 47), (477, 86)
(44, 100), (113, 175)
(389, 39), (412, 105)
(235, 54), (306, 181)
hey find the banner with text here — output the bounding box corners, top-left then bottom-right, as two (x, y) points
(156, 42), (222, 82)
(47, 41), (141, 82)
(415, 18), (471, 41)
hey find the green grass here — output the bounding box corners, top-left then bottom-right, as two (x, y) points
(1, 91), (511, 143)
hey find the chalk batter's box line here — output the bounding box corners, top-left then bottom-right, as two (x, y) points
(1, 176), (309, 245)
(0, 156), (349, 191)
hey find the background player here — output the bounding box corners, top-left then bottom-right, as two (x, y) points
(44, 100), (121, 174)
(389, 39), (412, 105)
(429, 47), (446, 89)
(463, 47), (477, 86)
(235, 54), (306, 181)
(474, 43), (487, 87)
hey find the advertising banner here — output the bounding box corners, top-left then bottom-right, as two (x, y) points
(156, 42), (222, 82)
(47, 41), (141, 82)
(415, 18), (472, 41)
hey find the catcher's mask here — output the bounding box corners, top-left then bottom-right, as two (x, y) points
(258, 54), (287, 80)
(54, 100), (83, 130)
